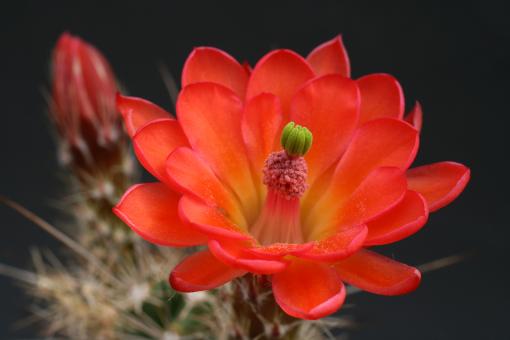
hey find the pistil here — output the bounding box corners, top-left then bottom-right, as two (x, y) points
(251, 122), (312, 245)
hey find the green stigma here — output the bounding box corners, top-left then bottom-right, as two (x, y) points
(280, 121), (313, 157)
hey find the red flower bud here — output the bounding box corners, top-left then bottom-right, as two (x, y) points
(51, 32), (120, 156)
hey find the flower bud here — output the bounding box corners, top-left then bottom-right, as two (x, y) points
(50, 32), (120, 155)
(280, 122), (313, 157)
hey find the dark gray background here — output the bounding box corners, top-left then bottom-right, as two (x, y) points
(1, 0), (507, 338)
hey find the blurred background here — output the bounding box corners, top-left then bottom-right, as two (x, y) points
(1, 0), (508, 338)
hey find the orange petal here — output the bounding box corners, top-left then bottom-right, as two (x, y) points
(181, 47), (248, 99)
(208, 240), (288, 275)
(307, 118), (418, 229)
(133, 118), (189, 184)
(321, 118), (418, 205)
(245, 242), (314, 260)
(307, 35), (350, 77)
(272, 259), (346, 320)
(177, 82), (258, 221)
(299, 224), (367, 262)
(166, 147), (247, 228)
(116, 94), (171, 137)
(310, 167), (407, 239)
(333, 249), (421, 295)
(246, 49), (315, 117)
(335, 167), (407, 227)
(290, 74), (360, 184)
(113, 183), (206, 246)
(241, 93), (283, 195)
(365, 190), (428, 246)
(404, 101), (423, 132)
(357, 74), (404, 124)
(169, 250), (245, 292)
(407, 162), (470, 212)
(301, 164), (335, 228)
(178, 195), (251, 240)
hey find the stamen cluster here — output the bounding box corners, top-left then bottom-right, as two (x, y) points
(262, 150), (308, 200)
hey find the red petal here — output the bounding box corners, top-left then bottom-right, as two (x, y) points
(299, 224), (367, 262)
(272, 259), (346, 320)
(242, 61), (252, 76)
(178, 195), (251, 240)
(166, 147), (247, 227)
(169, 250), (245, 292)
(116, 94), (170, 137)
(365, 190), (428, 246)
(322, 118), (418, 204)
(407, 162), (470, 212)
(307, 118), (417, 232)
(246, 49), (315, 117)
(309, 167), (407, 239)
(404, 101), (423, 132)
(208, 240), (288, 274)
(357, 74), (405, 124)
(245, 242), (314, 260)
(241, 93), (283, 192)
(290, 74), (360, 184)
(133, 119), (189, 184)
(307, 35), (350, 77)
(113, 183), (206, 246)
(333, 249), (421, 295)
(177, 83), (258, 220)
(301, 164), (335, 225)
(181, 47), (248, 99)
(336, 167), (407, 226)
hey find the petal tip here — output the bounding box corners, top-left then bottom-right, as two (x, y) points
(177, 197), (251, 241)
(169, 271), (202, 293)
(208, 240), (288, 275)
(273, 266), (347, 320)
(275, 285), (346, 320)
(394, 268), (422, 295)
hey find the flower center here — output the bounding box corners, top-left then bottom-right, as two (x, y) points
(263, 150), (308, 200)
(250, 122), (312, 245)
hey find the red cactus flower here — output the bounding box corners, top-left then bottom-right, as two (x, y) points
(51, 32), (120, 155)
(114, 36), (470, 320)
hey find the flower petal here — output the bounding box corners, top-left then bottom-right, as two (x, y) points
(333, 249), (421, 295)
(178, 195), (251, 240)
(306, 35), (350, 77)
(307, 118), (418, 230)
(245, 242), (314, 260)
(181, 47), (248, 99)
(299, 224), (367, 262)
(208, 240), (288, 275)
(113, 183), (206, 246)
(272, 259), (346, 320)
(290, 74), (360, 184)
(169, 250), (245, 292)
(357, 74), (404, 124)
(241, 93), (283, 194)
(246, 49), (315, 116)
(309, 167), (407, 239)
(242, 61), (252, 76)
(301, 164), (335, 222)
(320, 118), (418, 204)
(335, 167), (407, 227)
(133, 118), (189, 184)
(177, 82), (258, 221)
(116, 94), (170, 137)
(407, 162), (470, 212)
(404, 101), (423, 132)
(166, 147), (247, 228)
(365, 190), (428, 246)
